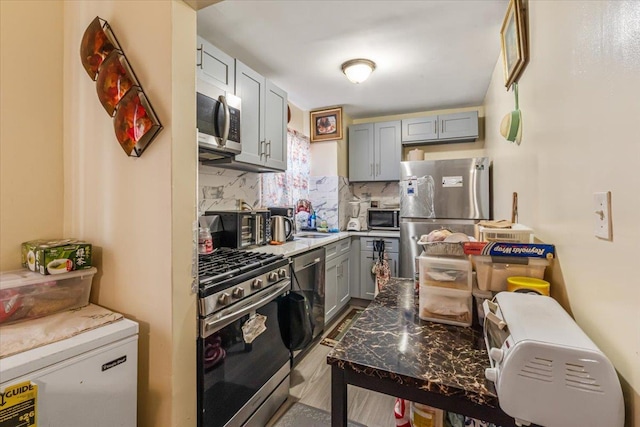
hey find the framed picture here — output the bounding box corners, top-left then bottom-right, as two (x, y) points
(500, 0), (528, 88)
(310, 107), (343, 142)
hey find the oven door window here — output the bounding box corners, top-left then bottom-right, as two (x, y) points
(199, 299), (289, 427)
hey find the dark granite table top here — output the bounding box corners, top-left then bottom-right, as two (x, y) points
(327, 277), (498, 408)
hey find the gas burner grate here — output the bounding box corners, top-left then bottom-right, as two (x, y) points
(198, 248), (283, 284)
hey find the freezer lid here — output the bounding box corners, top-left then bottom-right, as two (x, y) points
(0, 318), (138, 384)
(400, 157), (490, 220)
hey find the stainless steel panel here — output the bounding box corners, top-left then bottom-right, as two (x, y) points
(224, 362), (289, 427)
(399, 219), (477, 278)
(242, 371), (289, 427)
(399, 157), (490, 220)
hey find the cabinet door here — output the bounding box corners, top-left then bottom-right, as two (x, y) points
(234, 60), (265, 166)
(264, 81), (288, 171)
(374, 121), (401, 181)
(325, 257), (339, 321)
(337, 255), (350, 309)
(197, 37), (234, 93)
(401, 116), (438, 143)
(348, 123), (374, 181)
(359, 252), (376, 300)
(438, 111), (479, 141)
(387, 251), (399, 278)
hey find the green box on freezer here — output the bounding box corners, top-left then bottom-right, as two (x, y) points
(21, 239), (92, 275)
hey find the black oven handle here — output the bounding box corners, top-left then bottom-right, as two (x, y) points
(201, 280), (290, 338)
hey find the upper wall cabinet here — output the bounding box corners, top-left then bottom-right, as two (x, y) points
(197, 36), (234, 93)
(234, 60), (287, 172)
(349, 121), (401, 182)
(401, 111), (479, 145)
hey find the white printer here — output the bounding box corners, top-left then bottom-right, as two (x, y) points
(482, 292), (624, 427)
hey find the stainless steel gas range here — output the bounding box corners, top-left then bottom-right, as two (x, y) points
(197, 248), (291, 427)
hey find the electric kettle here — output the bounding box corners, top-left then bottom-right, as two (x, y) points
(271, 216), (293, 243)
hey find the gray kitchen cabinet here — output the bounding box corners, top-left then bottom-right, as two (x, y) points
(348, 121), (401, 182)
(359, 237), (399, 300)
(233, 60), (288, 172)
(197, 36), (234, 93)
(325, 238), (351, 323)
(401, 110), (478, 144)
(264, 81), (288, 171)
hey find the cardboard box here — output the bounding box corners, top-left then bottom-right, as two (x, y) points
(21, 239), (92, 275)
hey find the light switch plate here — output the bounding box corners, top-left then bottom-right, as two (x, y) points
(594, 191), (612, 240)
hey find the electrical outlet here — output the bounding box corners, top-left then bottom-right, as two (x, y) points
(593, 191), (612, 240)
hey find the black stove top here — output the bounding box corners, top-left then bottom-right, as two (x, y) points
(198, 247), (284, 287)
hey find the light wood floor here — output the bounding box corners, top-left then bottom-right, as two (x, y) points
(267, 304), (396, 427)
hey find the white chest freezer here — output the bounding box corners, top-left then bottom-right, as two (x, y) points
(0, 318), (138, 427)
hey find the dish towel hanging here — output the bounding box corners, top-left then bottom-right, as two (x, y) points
(372, 240), (390, 295)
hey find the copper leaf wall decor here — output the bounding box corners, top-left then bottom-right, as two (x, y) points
(80, 16), (163, 157)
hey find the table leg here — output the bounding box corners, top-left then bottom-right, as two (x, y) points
(331, 365), (347, 427)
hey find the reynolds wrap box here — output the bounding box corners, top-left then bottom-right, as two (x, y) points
(463, 241), (555, 259)
(21, 239), (92, 275)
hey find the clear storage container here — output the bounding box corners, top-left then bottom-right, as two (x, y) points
(419, 255), (472, 291)
(472, 255), (549, 291)
(472, 283), (494, 326)
(478, 224), (533, 243)
(0, 267), (96, 325)
(418, 286), (472, 327)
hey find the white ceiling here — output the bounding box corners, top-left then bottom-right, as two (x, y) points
(197, 0), (508, 119)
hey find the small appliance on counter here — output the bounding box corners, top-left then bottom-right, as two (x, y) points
(483, 292), (624, 427)
(347, 201), (362, 231)
(271, 215), (293, 243)
(202, 210), (270, 248)
(268, 207), (295, 241)
(368, 208), (400, 230)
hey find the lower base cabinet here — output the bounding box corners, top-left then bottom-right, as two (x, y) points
(358, 237), (399, 300)
(324, 238), (351, 324)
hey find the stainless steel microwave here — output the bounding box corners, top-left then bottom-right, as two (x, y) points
(197, 77), (241, 160)
(367, 208), (400, 230)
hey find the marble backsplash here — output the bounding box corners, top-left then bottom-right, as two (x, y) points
(198, 165), (261, 213)
(308, 176), (341, 230)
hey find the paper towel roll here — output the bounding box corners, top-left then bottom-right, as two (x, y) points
(407, 149), (424, 161)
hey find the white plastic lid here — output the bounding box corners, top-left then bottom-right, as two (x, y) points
(0, 267), (97, 290)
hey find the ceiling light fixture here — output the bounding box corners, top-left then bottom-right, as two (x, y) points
(341, 58), (376, 84)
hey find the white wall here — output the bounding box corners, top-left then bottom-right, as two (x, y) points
(63, 1), (197, 426)
(0, 1), (64, 270)
(483, 2), (640, 424)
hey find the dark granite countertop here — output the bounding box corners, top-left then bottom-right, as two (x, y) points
(327, 277), (498, 408)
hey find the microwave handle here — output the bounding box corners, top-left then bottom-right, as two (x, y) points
(219, 95), (230, 147)
(255, 215), (262, 245)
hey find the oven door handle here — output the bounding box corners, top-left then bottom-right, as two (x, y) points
(201, 280), (290, 338)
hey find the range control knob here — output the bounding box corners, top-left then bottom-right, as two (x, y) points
(268, 272), (279, 282)
(278, 268), (288, 278)
(485, 367), (498, 383)
(251, 279), (263, 290)
(218, 293), (231, 305)
(232, 287), (245, 298)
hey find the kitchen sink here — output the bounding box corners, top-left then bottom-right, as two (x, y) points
(294, 233), (331, 239)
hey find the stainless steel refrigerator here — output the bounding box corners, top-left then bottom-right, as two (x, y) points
(399, 157), (491, 277)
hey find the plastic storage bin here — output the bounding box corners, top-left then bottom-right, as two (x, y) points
(0, 267), (96, 325)
(472, 284), (494, 326)
(478, 224), (533, 243)
(472, 255), (549, 291)
(419, 255), (472, 291)
(419, 286), (472, 327)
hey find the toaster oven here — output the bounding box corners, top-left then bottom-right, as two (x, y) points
(203, 210), (270, 248)
(483, 292), (624, 427)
